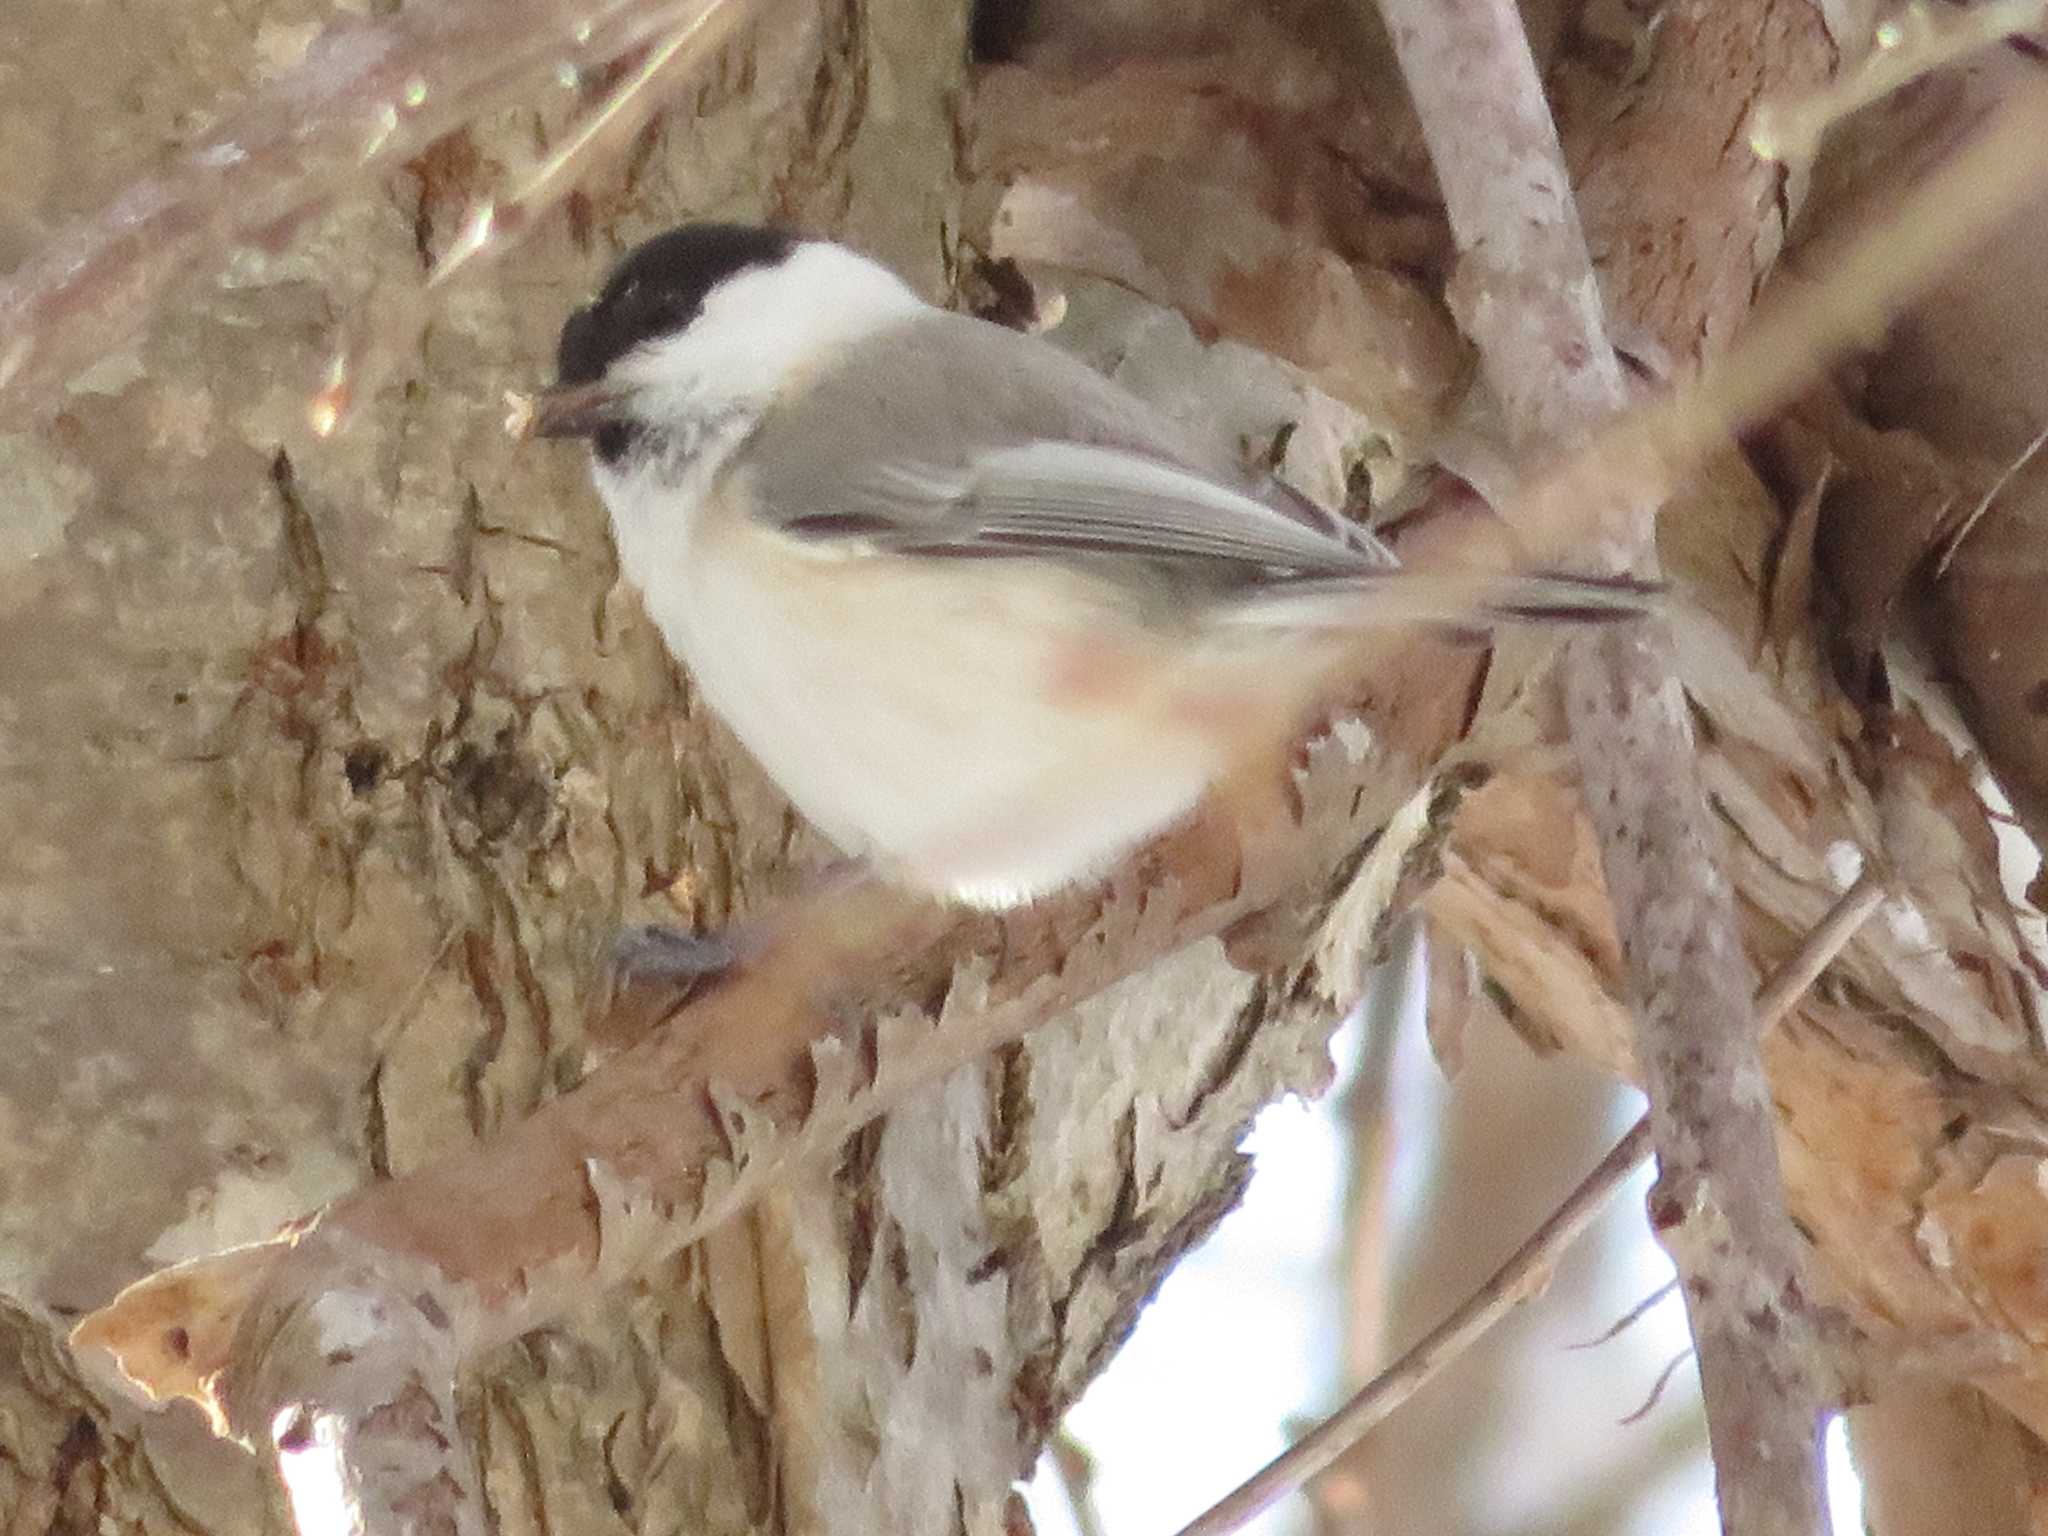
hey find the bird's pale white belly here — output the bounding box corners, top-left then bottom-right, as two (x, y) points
(609, 475), (1229, 906)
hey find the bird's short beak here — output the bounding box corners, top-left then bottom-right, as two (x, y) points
(529, 380), (628, 440)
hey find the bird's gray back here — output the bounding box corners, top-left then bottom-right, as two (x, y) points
(754, 311), (1373, 540)
(763, 311), (1242, 482)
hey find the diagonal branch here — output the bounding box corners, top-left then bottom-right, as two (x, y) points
(71, 737), (1424, 1534)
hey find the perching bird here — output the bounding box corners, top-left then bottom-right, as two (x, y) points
(534, 224), (1647, 907)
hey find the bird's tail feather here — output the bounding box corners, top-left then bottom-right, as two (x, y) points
(1223, 569), (1661, 631)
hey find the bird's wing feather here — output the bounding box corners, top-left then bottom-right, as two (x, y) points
(747, 313), (1390, 580)
(806, 443), (1388, 575)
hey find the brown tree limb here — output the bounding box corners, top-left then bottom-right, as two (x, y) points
(71, 732), (1425, 1528)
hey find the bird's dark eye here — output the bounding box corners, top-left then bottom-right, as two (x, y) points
(593, 420), (641, 465)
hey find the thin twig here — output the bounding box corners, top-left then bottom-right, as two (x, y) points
(1754, 875), (1888, 1026)
(0, 0), (738, 430)
(306, 0), (759, 436)
(1173, 1118), (1653, 1536)
(423, 0), (755, 290)
(1569, 1277), (1680, 1352)
(1932, 417), (2048, 579)
(1748, 0), (2047, 165)
(1171, 873), (1886, 1536)
(1618, 1347), (1698, 1427)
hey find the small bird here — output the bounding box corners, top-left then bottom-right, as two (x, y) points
(534, 223), (1647, 908)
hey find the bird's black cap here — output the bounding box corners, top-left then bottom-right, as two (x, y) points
(554, 223), (799, 387)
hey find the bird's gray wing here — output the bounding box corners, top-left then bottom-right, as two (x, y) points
(808, 442), (1388, 575)
(746, 313), (1391, 580)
